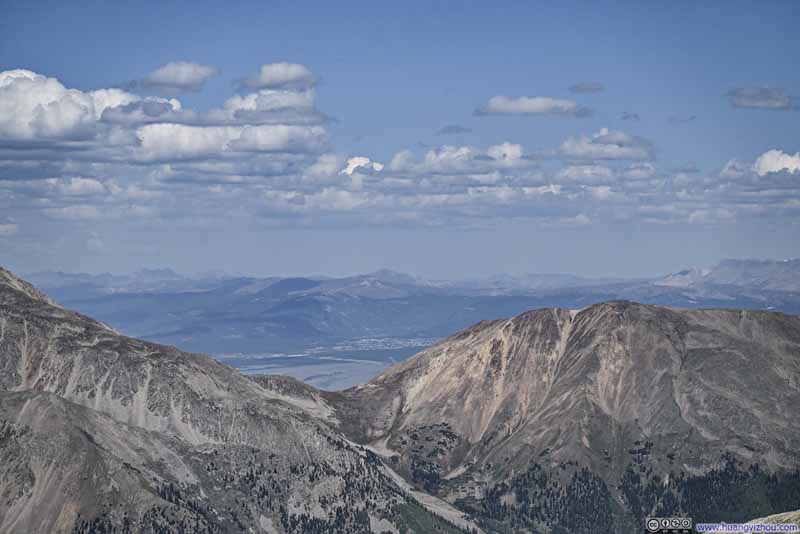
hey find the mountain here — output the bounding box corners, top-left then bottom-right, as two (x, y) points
(704, 258), (800, 291)
(2, 266), (799, 533)
(0, 267), (478, 534)
(20, 259), (800, 390)
(328, 301), (800, 533)
(654, 258), (800, 292)
(24, 259), (800, 352)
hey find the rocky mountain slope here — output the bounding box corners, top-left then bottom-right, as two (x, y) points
(330, 301), (800, 533)
(0, 267), (477, 534)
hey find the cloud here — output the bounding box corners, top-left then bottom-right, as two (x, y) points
(134, 123), (327, 161)
(53, 177), (108, 196)
(620, 112), (640, 121)
(556, 164), (614, 184)
(753, 149), (800, 176)
(559, 128), (654, 161)
(2, 67), (799, 234)
(44, 205), (102, 220)
(341, 157), (384, 176)
(0, 223), (17, 236)
(240, 63), (317, 90)
(569, 82), (605, 93)
(719, 159), (749, 179)
(0, 69), (137, 141)
(475, 96), (591, 117)
(142, 61), (219, 93)
(623, 163), (657, 180)
(435, 125), (472, 136)
(726, 88), (795, 110)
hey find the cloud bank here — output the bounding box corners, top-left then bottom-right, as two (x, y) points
(1, 65), (799, 242)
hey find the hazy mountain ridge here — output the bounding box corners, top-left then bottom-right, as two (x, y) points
(0, 267), (478, 534)
(21, 260), (800, 363)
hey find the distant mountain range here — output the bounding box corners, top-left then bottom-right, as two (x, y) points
(24, 259), (800, 362)
(2, 267), (799, 533)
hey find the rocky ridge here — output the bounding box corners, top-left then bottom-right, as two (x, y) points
(0, 266), (477, 534)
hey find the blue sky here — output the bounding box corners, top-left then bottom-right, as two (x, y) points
(1, 0), (799, 278)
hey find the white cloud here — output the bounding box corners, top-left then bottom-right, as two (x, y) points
(44, 205), (102, 220)
(487, 142), (523, 161)
(727, 88), (794, 110)
(623, 163), (657, 180)
(0, 69), (136, 140)
(143, 61), (219, 92)
(230, 125), (327, 153)
(241, 63), (317, 90)
(719, 159), (749, 179)
(340, 157), (384, 176)
(134, 123), (327, 160)
(753, 149), (800, 176)
(688, 208), (735, 224)
(559, 128), (653, 161)
(476, 95), (590, 117)
(556, 164), (614, 184)
(52, 177), (107, 196)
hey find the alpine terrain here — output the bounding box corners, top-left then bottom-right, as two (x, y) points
(1, 266), (799, 533)
(329, 301), (800, 532)
(0, 267), (477, 534)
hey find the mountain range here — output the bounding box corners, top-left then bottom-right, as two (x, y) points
(19, 259), (800, 389)
(1, 266), (799, 533)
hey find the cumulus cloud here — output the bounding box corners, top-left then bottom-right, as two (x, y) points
(559, 128), (654, 161)
(753, 149), (800, 176)
(211, 88), (328, 126)
(435, 125), (472, 136)
(556, 164), (615, 184)
(623, 163), (657, 180)
(719, 159), (749, 179)
(134, 123), (327, 161)
(727, 88), (795, 110)
(0, 69), (137, 140)
(240, 63), (317, 90)
(142, 61), (219, 92)
(341, 157), (384, 176)
(2, 66), (798, 234)
(475, 96), (591, 117)
(569, 82), (605, 93)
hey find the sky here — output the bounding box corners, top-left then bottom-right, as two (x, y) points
(1, 0), (799, 279)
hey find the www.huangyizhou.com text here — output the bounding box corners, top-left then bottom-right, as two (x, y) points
(696, 523), (799, 533)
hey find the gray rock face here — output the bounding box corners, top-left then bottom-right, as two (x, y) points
(330, 301), (800, 531)
(0, 267), (476, 534)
